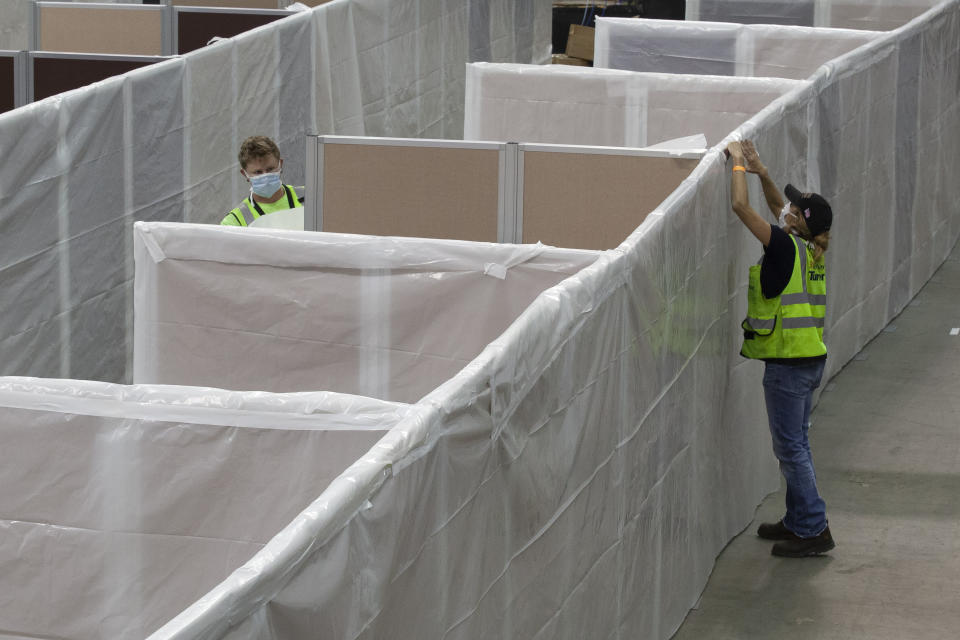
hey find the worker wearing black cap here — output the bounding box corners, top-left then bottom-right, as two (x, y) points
(726, 139), (835, 558)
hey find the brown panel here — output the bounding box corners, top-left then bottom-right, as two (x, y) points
(177, 11), (290, 54)
(39, 6), (164, 55)
(322, 144), (500, 242)
(33, 56), (159, 102)
(521, 152), (699, 250)
(0, 56), (14, 113)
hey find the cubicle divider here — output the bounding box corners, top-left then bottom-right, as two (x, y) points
(30, 51), (168, 101)
(516, 144), (702, 250)
(464, 62), (802, 148)
(0, 51), (27, 113)
(305, 135), (705, 250)
(133, 223), (601, 401)
(594, 18), (880, 79)
(685, 0), (943, 30)
(33, 2), (169, 55)
(32, 2), (297, 57)
(305, 136), (511, 243)
(0, 376), (407, 639)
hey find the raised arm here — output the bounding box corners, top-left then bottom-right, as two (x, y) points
(728, 141), (772, 246)
(741, 140), (784, 218)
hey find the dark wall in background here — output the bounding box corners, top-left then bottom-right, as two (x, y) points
(177, 12), (289, 54)
(0, 57), (14, 113)
(553, 1), (685, 53)
(33, 57), (159, 101)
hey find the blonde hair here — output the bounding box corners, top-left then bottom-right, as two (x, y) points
(810, 231), (830, 262)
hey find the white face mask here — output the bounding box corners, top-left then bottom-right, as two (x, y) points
(779, 202), (798, 234)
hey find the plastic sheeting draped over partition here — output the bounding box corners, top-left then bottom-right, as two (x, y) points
(0, 0), (551, 385)
(686, 0), (943, 30)
(150, 2), (960, 639)
(0, 377), (408, 639)
(595, 18), (880, 79)
(133, 223), (600, 402)
(463, 62), (801, 147)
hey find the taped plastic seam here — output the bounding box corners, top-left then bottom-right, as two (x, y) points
(138, 225), (167, 263)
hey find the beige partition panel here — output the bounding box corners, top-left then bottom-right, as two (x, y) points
(38, 4), (164, 55)
(520, 148), (700, 250)
(321, 141), (501, 242)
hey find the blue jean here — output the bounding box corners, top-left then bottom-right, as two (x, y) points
(762, 360), (828, 538)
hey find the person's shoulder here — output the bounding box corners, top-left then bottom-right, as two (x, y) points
(766, 225), (796, 254)
(220, 208), (243, 226)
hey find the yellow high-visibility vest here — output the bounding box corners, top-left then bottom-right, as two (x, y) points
(221, 185), (302, 226)
(741, 234), (827, 360)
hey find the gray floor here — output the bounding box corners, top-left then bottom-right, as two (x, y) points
(672, 240), (960, 640)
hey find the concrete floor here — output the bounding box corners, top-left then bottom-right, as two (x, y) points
(672, 239), (960, 640)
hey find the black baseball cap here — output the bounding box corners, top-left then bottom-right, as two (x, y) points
(784, 184), (833, 237)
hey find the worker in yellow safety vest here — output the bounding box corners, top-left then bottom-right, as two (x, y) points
(727, 139), (835, 559)
(221, 135), (303, 226)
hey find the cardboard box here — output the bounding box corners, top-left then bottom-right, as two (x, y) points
(565, 24), (595, 61)
(551, 53), (590, 67)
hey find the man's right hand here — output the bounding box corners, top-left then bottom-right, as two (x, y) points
(740, 140), (767, 175)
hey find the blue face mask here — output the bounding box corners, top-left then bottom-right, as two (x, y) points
(248, 171), (283, 198)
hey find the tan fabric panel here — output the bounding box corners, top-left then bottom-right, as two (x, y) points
(39, 6), (163, 55)
(521, 152), (699, 250)
(322, 144), (500, 242)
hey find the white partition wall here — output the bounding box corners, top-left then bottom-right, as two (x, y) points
(463, 63), (802, 147)
(686, 0), (943, 29)
(147, 2), (960, 639)
(133, 223), (599, 402)
(595, 18), (880, 78)
(0, 377), (406, 639)
(0, 0), (550, 386)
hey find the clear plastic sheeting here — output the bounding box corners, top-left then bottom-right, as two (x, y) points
(595, 18), (880, 79)
(0, 0), (550, 386)
(133, 222), (600, 402)
(463, 62), (802, 147)
(0, 376), (409, 639)
(686, 0), (943, 30)
(151, 2), (960, 639)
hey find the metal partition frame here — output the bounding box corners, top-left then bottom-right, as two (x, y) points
(305, 135), (519, 241)
(0, 51), (28, 111)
